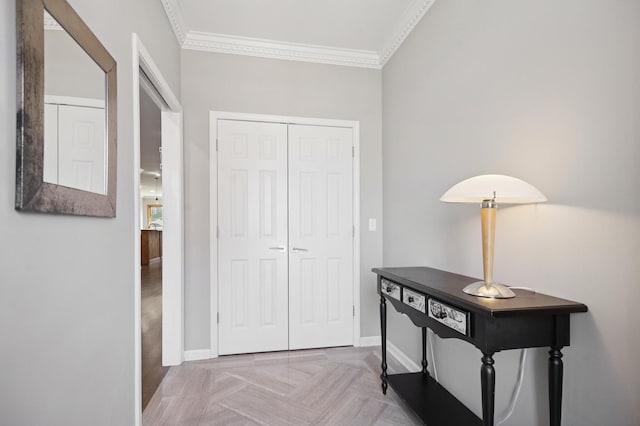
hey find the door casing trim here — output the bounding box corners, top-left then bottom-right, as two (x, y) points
(209, 111), (361, 358)
(133, 34), (184, 426)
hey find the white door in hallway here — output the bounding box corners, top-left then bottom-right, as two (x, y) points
(217, 120), (289, 355)
(57, 105), (106, 194)
(288, 124), (354, 350)
(44, 102), (106, 194)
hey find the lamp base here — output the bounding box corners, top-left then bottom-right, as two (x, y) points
(463, 281), (516, 299)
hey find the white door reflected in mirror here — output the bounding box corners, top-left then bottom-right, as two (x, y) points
(43, 11), (107, 195)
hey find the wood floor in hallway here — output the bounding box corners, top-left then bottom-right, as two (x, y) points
(142, 259), (169, 410)
(142, 346), (421, 425)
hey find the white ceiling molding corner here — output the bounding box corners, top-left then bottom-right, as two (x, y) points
(161, 0), (187, 45)
(160, 0), (435, 69)
(378, 0), (436, 67)
(182, 32), (381, 69)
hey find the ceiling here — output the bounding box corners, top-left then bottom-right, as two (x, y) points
(161, 0), (436, 68)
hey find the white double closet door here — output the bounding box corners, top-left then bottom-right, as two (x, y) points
(218, 119), (354, 355)
(44, 99), (106, 194)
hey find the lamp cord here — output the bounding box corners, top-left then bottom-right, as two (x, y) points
(427, 329), (438, 381)
(426, 313), (527, 425)
(508, 286), (536, 293)
(496, 348), (528, 425)
(497, 285), (534, 424)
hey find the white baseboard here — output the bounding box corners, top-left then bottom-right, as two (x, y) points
(182, 338), (418, 371)
(387, 341), (421, 373)
(183, 349), (216, 362)
(358, 336), (382, 347)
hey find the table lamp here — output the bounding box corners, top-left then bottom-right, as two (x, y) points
(440, 175), (547, 299)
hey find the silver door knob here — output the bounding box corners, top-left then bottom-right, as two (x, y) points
(291, 247), (308, 252)
(269, 246), (286, 252)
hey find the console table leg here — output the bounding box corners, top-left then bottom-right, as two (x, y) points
(481, 353), (495, 426)
(380, 295), (388, 395)
(549, 347), (564, 426)
(421, 327), (428, 375)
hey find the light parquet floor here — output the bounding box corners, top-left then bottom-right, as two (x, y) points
(143, 346), (421, 426)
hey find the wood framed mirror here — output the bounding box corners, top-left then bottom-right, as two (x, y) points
(16, 0), (117, 216)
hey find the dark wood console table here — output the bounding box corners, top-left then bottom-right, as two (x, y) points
(373, 267), (587, 426)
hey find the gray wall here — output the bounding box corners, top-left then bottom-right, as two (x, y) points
(0, 0), (180, 424)
(382, 0), (639, 424)
(45, 28), (105, 100)
(181, 50), (383, 350)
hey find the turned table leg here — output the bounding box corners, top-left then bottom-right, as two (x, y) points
(380, 295), (388, 394)
(422, 327), (429, 375)
(481, 353), (495, 426)
(549, 347), (564, 426)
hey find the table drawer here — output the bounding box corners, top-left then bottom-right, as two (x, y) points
(381, 278), (401, 300)
(402, 288), (426, 313)
(428, 298), (469, 336)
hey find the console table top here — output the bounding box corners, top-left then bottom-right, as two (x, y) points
(372, 267), (587, 317)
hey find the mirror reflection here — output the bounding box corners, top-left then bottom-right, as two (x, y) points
(43, 11), (107, 195)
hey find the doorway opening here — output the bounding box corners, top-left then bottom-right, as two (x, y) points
(139, 85), (165, 409)
(133, 34), (183, 424)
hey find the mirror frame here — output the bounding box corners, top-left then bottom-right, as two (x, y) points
(16, 0), (117, 217)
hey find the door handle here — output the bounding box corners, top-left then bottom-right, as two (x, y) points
(269, 246), (286, 252)
(291, 247), (308, 252)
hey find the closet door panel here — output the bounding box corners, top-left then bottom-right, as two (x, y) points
(57, 104), (106, 194)
(288, 124), (354, 350)
(218, 120), (289, 355)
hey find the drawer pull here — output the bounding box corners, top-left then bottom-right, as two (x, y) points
(428, 298), (469, 336)
(402, 289), (426, 313)
(381, 279), (401, 301)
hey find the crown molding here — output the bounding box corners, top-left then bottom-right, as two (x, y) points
(379, 0), (436, 67)
(160, 0), (435, 69)
(160, 0), (187, 45)
(183, 32), (381, 69)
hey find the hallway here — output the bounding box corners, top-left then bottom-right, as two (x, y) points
(142, 259), (168, 410)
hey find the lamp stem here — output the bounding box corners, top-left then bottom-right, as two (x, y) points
(480, 199), (496, 285)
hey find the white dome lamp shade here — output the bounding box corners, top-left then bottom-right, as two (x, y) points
(440, 175), (547, 299)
